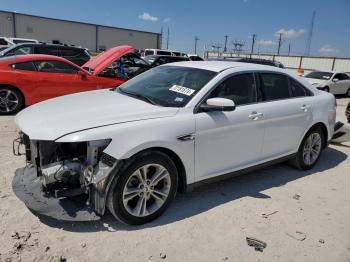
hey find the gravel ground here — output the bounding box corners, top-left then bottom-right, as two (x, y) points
(0, 98), (350, 262)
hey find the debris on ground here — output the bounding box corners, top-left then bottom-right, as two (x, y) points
(160, 252), (167, 259)
(260, 210), (278, 218)
(102, 223), (116, 232)
(319, 239), (325, 244)
(286, 231), (306, 241)
(246, 237), (267, 252)
(45, 246), (50, 252)
(293, 194), (301, 200)
(81, 242), (87, 248)
(222, 256), (229, 261)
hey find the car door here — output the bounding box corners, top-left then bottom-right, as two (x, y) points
(32, 60), (98, 100)
(330, 73), (347, 94)
(258, 73), (313, 160)
(194, 73), (265, 181)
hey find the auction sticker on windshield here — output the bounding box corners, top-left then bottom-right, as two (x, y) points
(169, 85), (195, 96)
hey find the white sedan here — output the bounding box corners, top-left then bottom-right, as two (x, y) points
(304, 71), (350, 96)
(14, 61), (336, 225)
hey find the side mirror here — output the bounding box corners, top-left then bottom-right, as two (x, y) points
(200, 98), (236, 112)
(333, 78), (339, 82)
(78, 70), (87, 77)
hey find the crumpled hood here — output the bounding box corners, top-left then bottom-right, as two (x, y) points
(304, 77), (327, 86)
(15, 90), (179, 140)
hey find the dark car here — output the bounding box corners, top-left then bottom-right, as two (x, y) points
(143, 55), (190, 67)
(0, 43), (91, 66)
(209, 57), (285, 68)
(346, 101), (350, 123)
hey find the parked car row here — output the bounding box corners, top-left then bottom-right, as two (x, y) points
(0, 45), (207, 114)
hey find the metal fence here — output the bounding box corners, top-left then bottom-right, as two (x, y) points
(204, 51), (350, 74)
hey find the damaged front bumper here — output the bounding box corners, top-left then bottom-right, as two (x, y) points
(12, 133), (119, 221)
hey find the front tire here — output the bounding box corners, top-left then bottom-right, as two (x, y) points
(290, 126), (325, 170)
(0, 87), (24, 115)
(346, 88), (350, 97)
(107, 150), (178, 225)
(323, 86), (329, 93)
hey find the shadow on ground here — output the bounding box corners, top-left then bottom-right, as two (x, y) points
(21, 147), (347, 232)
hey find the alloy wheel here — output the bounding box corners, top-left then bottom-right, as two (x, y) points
(302, 132), (322, 165)
(122, 164), (171, 217)
(0, 89), (19, 113)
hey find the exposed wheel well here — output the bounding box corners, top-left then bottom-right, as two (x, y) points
(138, 147), (187, 193)
(312, 122), (328, 148)
(0, 84), (25, 106)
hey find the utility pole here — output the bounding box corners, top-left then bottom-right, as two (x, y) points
(288, 42), (291, 56)
(305, 11), (316, 55)
(194, 36), (199, 54)
(250, 34), (256, 57)
(166, 27), (169, 49)
(224, 35), (228, 52)
(277, 33), (283, 55)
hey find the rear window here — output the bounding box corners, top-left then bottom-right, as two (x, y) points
(11, 61), (36, 71)
(260, 73), (291, 101)
(60, 48), (85, 57)
(0, 39), (8, 45)
(34, 46), (59, 56)
(157, 51), (172, 56)
(145, 50), (154, 56)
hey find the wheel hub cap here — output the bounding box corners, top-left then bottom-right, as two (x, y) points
(122, 164), (171, 217)
(303, 132), (322, 165)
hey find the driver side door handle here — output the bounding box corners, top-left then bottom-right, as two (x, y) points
(248, 111), (264, 120)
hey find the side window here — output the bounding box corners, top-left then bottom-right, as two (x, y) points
(34, 46), (59, 56)
(340, 74), (349, 80)
(11, 61), (36, 71)
(333, 73), (347, 81)
(210, 73), (257, 106)
(289, 77), (311, 97)
(34, 60), (78, 74)
(60, 48), (80, 57)
(260, 73), (290, 101)
(13, 46), (33, 55)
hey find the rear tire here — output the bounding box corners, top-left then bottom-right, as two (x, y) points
(107, 150), (178, 225)
(289, 126), (325, 170)
(0, 87), (24, 115)
(346, 88), (350, 97)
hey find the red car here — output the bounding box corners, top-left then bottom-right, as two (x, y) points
(0, 45), (150, 114)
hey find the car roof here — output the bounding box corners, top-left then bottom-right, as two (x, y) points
(11, 43), (86, 50)
(0, 54), (79, 64)
(167, 61), (285, 73)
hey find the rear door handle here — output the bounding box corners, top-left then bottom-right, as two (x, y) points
(301, 104), (311, 112)
(248, 111), (264, 120)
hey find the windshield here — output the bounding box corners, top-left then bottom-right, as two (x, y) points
(117, 66), (217, 107)
(305, 71), (333, 80)
(143, 56), (156, 64)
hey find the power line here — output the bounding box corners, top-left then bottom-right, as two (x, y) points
(305, 11), (316, 55)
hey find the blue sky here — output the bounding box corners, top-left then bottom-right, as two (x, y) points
(1, 0), (350, 56)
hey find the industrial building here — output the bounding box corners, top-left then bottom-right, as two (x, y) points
(0, 10), (161, 52)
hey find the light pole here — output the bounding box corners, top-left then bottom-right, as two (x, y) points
(194, 36), (199, 54)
